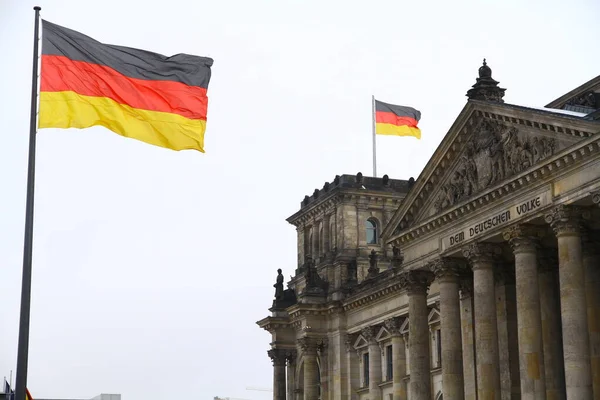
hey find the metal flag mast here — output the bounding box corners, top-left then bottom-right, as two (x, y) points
(371, 95), (377, 177)
(15, 6), (41, 400)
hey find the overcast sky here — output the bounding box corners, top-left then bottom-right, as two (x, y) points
(1, 0), (599, 399)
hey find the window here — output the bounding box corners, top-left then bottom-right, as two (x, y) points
(329, 219), (335, 250)
(366, 219), (378, 244)
(436, 329), (442, 367)
(386, 345), (393, 381)
(363, 352), (370, 387)
(319, 223), (324, 255)
(308, 232), (313, 256)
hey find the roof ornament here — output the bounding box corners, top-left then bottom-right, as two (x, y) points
(466, 58), (506, 103)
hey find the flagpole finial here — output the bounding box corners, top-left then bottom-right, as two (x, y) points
(34, 6), (41, 10)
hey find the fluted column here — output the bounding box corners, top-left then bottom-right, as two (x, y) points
(504, 225), (547, 399)
(299, 338), (319, 400)
(385, 317), (407, 400)
(538, 254), (566, 400)
(545, 205), (593, 399)
(362, 326), (382, 400)
(459, 275), (477, 400)
(269, 348), (288, 400)
(582, 230), (600, 400)
(430, 258), (465, 400)
(402, 269), (434, 400)
(463, 242), (502, 400)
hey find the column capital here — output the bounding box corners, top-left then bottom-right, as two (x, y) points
(544, 204), (590, 237)
(297, 337), (326, 354)
(361, 326), (378, 344)
(428, 257), (464, 282)
(268, 348), (288, 366)
(502, 224), (545, 254)
(400, 269), (435, 295)
(462, 242), (502, 266)
(384, 317), (404, 337)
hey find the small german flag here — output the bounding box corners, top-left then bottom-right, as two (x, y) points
(374, 100), (421, 139)
(39, 20), (213, 152)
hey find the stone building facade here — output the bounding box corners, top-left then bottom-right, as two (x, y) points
(257, 61), (600, 400)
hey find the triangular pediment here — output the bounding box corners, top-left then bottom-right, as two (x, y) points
(353, 335), (368, 349)
(399, 317), (409, 334)
(546, 74), (600, 115)
(428, 308), (440, 324)
(375, 326), (391, 342)
(382, 100), (600, 242)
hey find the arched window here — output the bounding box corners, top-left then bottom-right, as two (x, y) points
(319, 223), (324, 255)
(366, 219), (378, 244)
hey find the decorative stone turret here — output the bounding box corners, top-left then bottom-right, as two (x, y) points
(466, 59), (506, 103)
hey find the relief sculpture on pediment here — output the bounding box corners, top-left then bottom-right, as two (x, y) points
(434, 120), (556, 213)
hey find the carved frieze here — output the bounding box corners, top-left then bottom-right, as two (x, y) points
(567, 91), (597, 108)
(434, 120), (556, 213)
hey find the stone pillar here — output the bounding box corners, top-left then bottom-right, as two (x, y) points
(463, 242), (502, 400)
(459, 275), (477, 400)
(385, 317), (407, 400)
(545, 205), (593, 399)
(504, 225), (547, 399)
(538, 254), (566, 400)
(403, 269), (434, 400)
(582, 231), (600, 400)
(312, 222), (319, 260)
(362, 326), (382, 400)
(269, 349), (288, 400)
(317, 339), (329, 400)
(345, 334), (360, 400)
(299, 338), (319, 400)
(286, 351), (298, 400)
(430, 258), (465, 400)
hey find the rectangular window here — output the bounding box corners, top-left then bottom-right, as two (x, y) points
(386, 345), (393, 381)
(363, 352), (370, 387)
(436, 329), (442, 367)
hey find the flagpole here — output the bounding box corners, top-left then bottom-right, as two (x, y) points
(15, 7), (41, 400)
(372, 95), (377, 177)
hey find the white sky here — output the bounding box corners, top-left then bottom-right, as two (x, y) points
(1, 0), (599, 399)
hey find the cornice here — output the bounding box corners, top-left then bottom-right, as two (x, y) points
(256, 316), (291, 332)
(342, 271), (406, 312)
(382, 101), (600, 242)
(546, 74), (600, 109)
(387, 132), (600, 247)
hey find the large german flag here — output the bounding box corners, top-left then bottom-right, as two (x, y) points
(39, 20), (213, 152)
(374, 100), (421, 139)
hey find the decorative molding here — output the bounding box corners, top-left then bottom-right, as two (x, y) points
(384, 317), (403, 337)
(361, 326), (377, 344)
(434, 120), (556, 213)
(544, 204), (590, 237)
(502, 224), (545, 254)
(268, 348), (288, 366)
(400, 269), (435, 295)
(462, 242), (502, 266)
(428, 258), (463, 282)
(389, 130), (600, 248)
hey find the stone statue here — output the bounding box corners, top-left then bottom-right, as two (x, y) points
(274, 268), (284, 299)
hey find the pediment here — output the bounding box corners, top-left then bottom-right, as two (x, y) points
(546, 74), (600, 114)
(382, 100), (600, 241)
(399, 317), (409, 334)
(428, 308), (440, 324)
(375, 326), (391, 342)
(353, 335), (368, 349)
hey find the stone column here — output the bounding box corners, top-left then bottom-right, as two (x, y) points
(459, 275), (477, 400)
(385, 317), (407, 400)
(582, 230), (600, 400)
(402, 269), (434, 400)
(362, 326), (382, 400)
(430, 258), (465, 400)
(504, 225), (547, 399)
(269, 349), (288, 400)
(538, 254), (566, 400)
(299, 338), (319, 400)
(287, 350), (298, 400)
(463, 242), (502, 400)
(545, 205), (593, 399)
(345, 334), (360, 400)
(317, 339), (329, 400)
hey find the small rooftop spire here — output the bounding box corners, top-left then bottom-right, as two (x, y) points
(466, 58), (505, 103)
